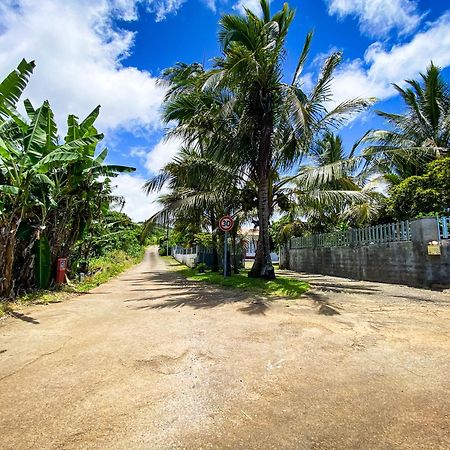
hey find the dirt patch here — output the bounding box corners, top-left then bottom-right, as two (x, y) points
(0, 248), (449, 449)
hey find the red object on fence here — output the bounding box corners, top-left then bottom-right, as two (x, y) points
(56, 258), (67, 285)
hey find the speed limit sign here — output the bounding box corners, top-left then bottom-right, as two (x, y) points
(219, 215), (234, 232)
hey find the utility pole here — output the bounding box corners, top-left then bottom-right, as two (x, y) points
(166, 221), (169, 256)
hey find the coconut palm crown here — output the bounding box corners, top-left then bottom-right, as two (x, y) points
(364, 62), (450, 183)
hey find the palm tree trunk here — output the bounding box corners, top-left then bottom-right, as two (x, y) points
(249, 112), (275, 280)
(210, 211), (219, 272)
(249, 174), (275, 279)
(232, 230), (239, 274)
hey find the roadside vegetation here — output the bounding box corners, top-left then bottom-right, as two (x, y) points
(0, 62), (162, 312)
(147, 0), (450, 278)
(0, 252), (140, 318)
(165, 257), (309, 298)
(0, 214), (162, 317)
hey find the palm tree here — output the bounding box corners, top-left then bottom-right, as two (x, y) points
(292, 131), (382, 231)
(364, 62), (450, 183)
(204, 0), (372, 279)
(149, 62), (246, 271)
(150, 2), (372, 279)
(145, 144), (245, 271)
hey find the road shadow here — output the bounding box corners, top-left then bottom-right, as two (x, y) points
(278, 269), (450, 309)
(238, 300), (271, 315)
(302, 290), (341, 316)
(9, 311), (40, 324)
(125, 269), (274, 316)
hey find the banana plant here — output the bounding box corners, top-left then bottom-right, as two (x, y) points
(0, 60), (135, 297)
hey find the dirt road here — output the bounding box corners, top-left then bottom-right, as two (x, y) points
(1, 248), (450, 449)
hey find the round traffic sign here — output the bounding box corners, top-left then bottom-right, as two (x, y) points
(219, 215), (234, 232)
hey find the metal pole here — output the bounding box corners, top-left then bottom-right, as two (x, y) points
(224, 231), (228, 277)
(166, 222), (169, 256)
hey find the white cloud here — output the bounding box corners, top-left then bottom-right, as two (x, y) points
(329, 13), (450, 105)
(203, 0), (217, 13)
(112, 173), (165, 222)
(298, 73), (314, 93)
(130, 147), (148, 158)
(0, 0), (176, 134)
(112, 136), (181, 220)
(0, 0), (190, 222)
(325, 0), (422, 37)
(145, 136), (182, 173)
(146, 0), (186, 22)
(233, 0), (265, 15)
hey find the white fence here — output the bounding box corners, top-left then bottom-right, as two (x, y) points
(172, 245), (214, 268)
(291, 220), (411, 249)
(172, 246), (198, 267)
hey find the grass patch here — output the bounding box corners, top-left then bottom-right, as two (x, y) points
(0, 249), (144, 318)
(166, 257), (309, 298)
(75, 249), (144, 292)
(0, 289), (75, 318)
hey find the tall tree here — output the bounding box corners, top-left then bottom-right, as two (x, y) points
(151, 62), (243, 271)
(206, 0), (372, 278)
(364, 62), (450, 183)
(292, 131), (381, 231)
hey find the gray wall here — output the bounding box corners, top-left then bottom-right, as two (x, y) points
(281, 218), (450, 288)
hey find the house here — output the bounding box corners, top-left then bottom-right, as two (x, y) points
(241, 227), (279, 262)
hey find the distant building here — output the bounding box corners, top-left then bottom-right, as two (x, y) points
(241, 227), (279, 262)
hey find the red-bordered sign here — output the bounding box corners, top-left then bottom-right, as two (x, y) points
(218, 215), (234, 232)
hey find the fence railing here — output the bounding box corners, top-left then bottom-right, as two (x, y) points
(172, 245), (213, 255)
(438, 216), (450, 239)
(290, 220), (411, 250)
(173, 245), (196, 255)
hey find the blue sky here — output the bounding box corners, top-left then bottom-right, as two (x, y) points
(1, 0), (450, 220)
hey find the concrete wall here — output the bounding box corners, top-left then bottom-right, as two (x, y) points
(281, 218), (450, 288)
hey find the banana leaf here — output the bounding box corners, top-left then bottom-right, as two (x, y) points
(34, 235), (51, 289)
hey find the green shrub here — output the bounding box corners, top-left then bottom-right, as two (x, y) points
(76, 249), (143, 292)
(158, 245), (169, 256)
(387, 158), (450, 219)
(196, 262), (208, 273)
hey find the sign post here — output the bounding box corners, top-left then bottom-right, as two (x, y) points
(218, 215), (234, 277)
(224, 231), (228, 277)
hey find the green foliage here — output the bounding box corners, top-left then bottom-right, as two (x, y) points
(270, 217), (305, 247)
(196, 262), (208, 273)
(71, 210), (150, 274)
(76, 250), (143, 292)
(193, 232), (213, 249)
(364, 63), (450, 181)
(387, 157), (450, 219)
(1, 248), (144, 316)
(146, 225), (166, 245)
(0, 59), (135, 298)
(167, 258), (309, 298)
(34, 236), (51, 289)
(158, 246), (169, 256)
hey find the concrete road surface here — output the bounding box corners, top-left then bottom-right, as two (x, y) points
(1, 248), (449, 449)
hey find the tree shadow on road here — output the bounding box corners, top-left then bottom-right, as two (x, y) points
(125, 270), (275, 315)
(303, 290), (341, 316)
(125, 268), (345, 317)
